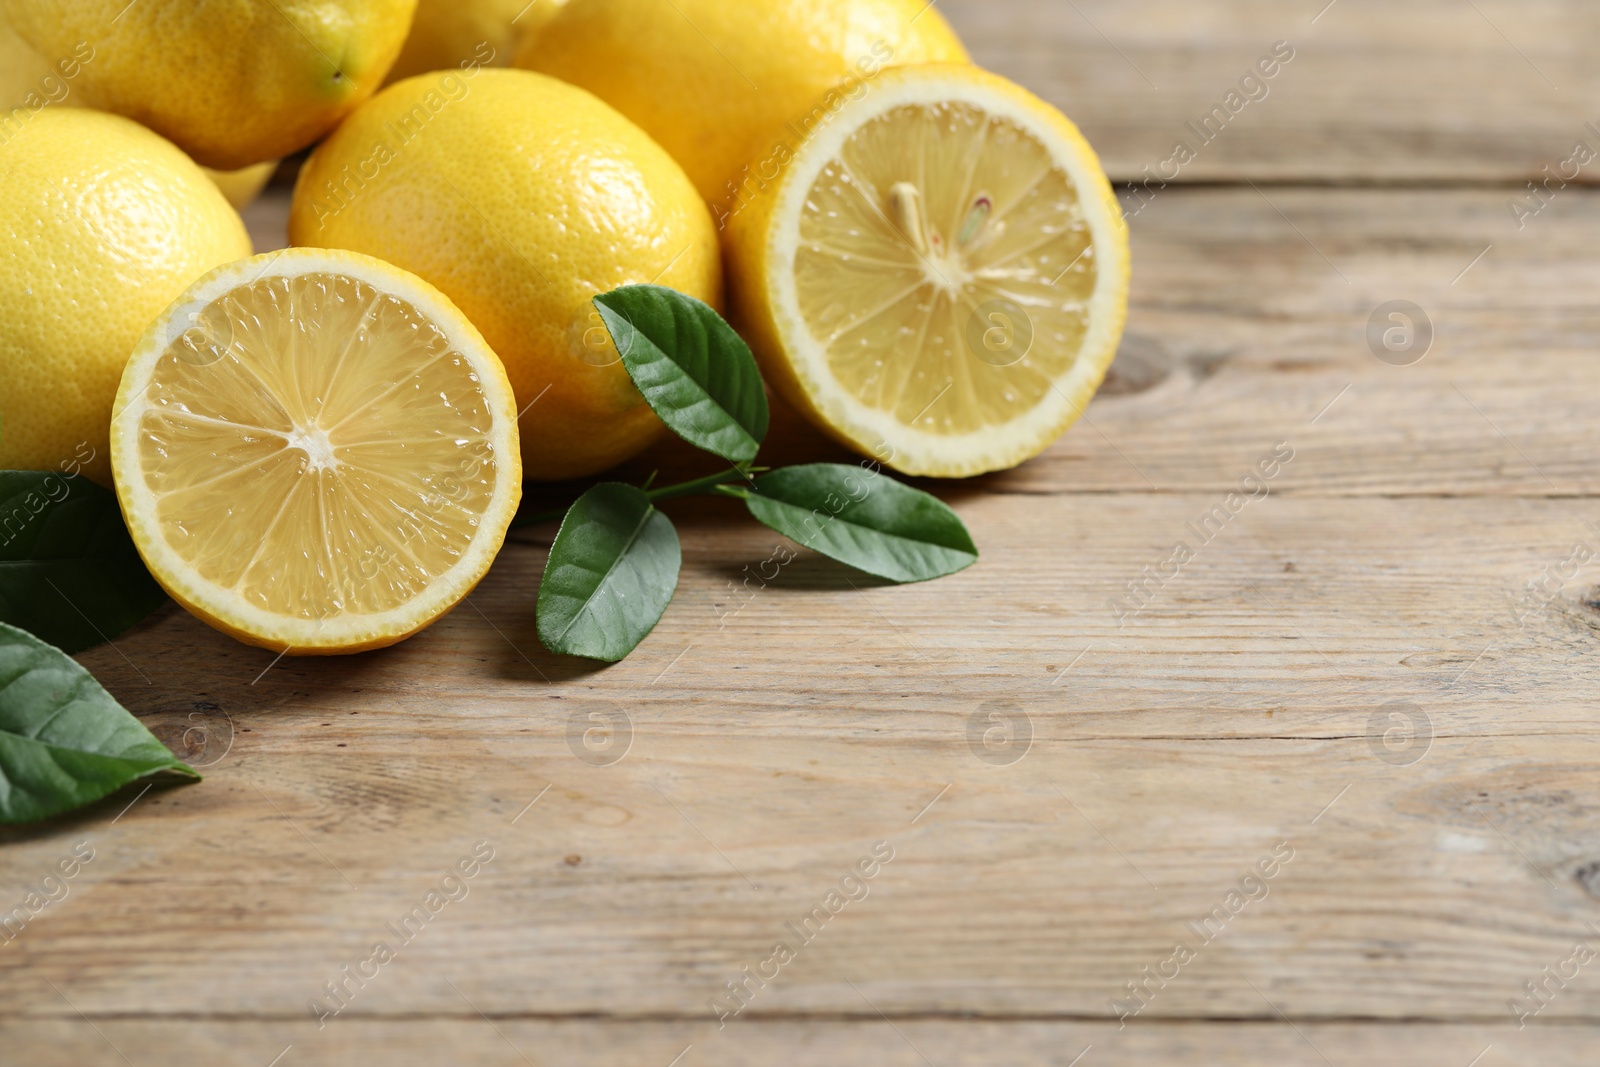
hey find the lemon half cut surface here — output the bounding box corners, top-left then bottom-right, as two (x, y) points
(111, 249), (523, 654)
(729, 64), (1130, 479)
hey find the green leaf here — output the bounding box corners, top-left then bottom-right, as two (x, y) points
(0, 622), (198, 824)
(595, 284), (770, 464)
(536, 483), (681, 662)
(737, 464), (978, 583)
(0, 472), (167, 653)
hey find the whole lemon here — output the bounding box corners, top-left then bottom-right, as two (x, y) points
(0, 0), (418, 170)
(289, 69), (722, 481)
(515, 0), (969, 208)
(0, 109), (252, 483)
(388, 0), (568, 84)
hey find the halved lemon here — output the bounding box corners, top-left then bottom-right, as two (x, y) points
(727, 64), (1130, 478)
(111, 249), (523, 654)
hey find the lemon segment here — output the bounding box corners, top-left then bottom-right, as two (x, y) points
(112, 249), (522, 654)
(729, 65), (1130, 479)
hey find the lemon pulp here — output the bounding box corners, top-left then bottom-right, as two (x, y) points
(135, 271), (502, 622)
(796, 100), (1098, 437)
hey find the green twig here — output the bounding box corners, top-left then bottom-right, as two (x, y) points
(645, 466), (764, 503)
(510, 466), (764, 528)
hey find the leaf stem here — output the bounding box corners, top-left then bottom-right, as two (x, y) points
(511, 467), (764, 528)
(645, 467), (763, 503)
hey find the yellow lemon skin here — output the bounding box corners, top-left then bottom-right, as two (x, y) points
(515, 0), (969, 206)
(0, 108), (251, 484)
(388, 0), (568, 83)
(0, 0), (419, 170)
(289, 68), (722, 482)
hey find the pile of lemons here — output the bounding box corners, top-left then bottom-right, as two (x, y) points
(0, 0), (1126, 652)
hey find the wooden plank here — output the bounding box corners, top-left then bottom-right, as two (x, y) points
(6, 494), (1600, 1026)
(1001, 184), (1600, 498)
(0, 1019), (1587, 1067)
(944, 0), (1595, 183)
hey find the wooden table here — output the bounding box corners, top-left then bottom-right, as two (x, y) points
(6, 2), (1598, 1063)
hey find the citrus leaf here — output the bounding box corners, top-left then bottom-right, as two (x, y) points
(536, 483), (681, 662)
(738, 464), (978, 583)
(0, 471), (167, 653)
(595, 284), (770, 464)
(0, 622), (198, 825)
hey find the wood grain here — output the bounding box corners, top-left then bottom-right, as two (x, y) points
(7, 490), (1600, 1034)
(942, 0), (1596, 183)
(0, 1019), (1590, 1067)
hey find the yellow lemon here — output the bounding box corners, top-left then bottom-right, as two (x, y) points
(726, 64), (1130, 478)
(288, 68), (721, 481)
(515, 0), (969, 208)
(388, 0), (568, 83)
(111, 249), (523, 655)
(0, 0), (418, 170)
(0, 108), (251, 483)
